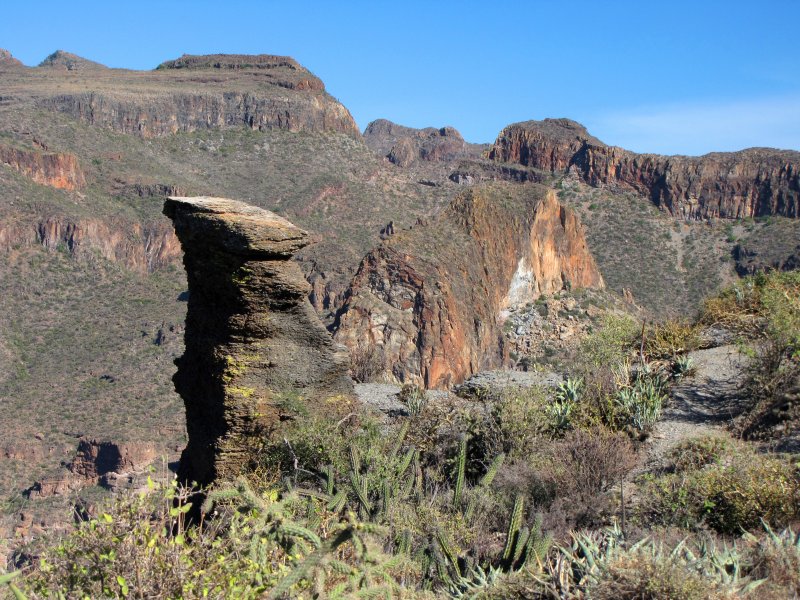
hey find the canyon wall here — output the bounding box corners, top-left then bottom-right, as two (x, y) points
(39, 91), (360, 139)
(164, 196), (353, 487)
(0, 145), (85, 190)
(489, 119), (800, 219)
(333, 184), (603, 388)
(0, 215), (179, 272)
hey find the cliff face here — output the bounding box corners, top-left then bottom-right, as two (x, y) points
(489, 119), (800, 219)
(0, 145), (85, 190)
(164, 196), (353, 487)
(40, 90), (359, 139)
(0, 215), (179, 273)
(333, 184), (603, 388)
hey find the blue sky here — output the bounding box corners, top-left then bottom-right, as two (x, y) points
(2, 0), (798, 155)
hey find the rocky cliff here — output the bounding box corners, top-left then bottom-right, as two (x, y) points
(0, 48), (22, 67)
(364, 119), (484, 167)
(38, 50), (108, 71)
(39, 90), (359, 139)
(333, 184), (604, 388)
(489, 119), (800, 219)
(164, 196), (353, 487)
(0, 145), (85, 190)
(0, 215), (179, 272)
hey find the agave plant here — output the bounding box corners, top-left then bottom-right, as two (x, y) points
(672, 354), (695, 377)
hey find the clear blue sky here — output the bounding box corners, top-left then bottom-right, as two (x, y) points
(2, 0), (799, 155)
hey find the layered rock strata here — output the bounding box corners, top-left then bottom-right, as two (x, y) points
(489, 119), (800, 219)
(39, 91), (360, 139)
(333, 184), (603, 388)
(164, 196), (353, 487)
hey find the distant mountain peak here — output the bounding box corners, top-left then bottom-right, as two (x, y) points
(0, 48), (23, 67)
(38, 50), (108, 70)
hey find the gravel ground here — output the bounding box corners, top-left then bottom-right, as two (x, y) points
(641, 344), (751, 473)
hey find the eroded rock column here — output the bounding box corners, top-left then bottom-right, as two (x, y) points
(164, 196), (353, 487)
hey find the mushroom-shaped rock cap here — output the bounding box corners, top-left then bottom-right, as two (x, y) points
(164, 196), (309, 257)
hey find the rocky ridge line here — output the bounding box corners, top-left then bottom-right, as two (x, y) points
(490, 118), (800, 219)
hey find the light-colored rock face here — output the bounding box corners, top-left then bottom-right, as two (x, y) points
(490, 119), (800, 219)
(0, 145), (85, 190)
(333, 185), (603, 389)
(164, 196), (354, 487)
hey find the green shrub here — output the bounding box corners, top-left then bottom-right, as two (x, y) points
(639, 445), (800, 534)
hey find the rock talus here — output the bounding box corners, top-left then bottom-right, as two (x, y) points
(164, 196), (353, 487)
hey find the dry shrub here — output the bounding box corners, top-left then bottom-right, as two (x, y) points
(590, 552), (733, 600)
(349, 342), (386, 383)
(667, 434), (737, 473)
(541, 427), (638, 501)
(643, 319), (702, 360)
(639, 446), (800, 534)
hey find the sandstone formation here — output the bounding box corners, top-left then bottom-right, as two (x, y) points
(164, 196), (353, 487)
(364, 119), (484, 167)
(734, 243), (800, 276)
(25, 438), (163, 499)
(489, 119), (800, 219)
(0, 144), (85, 190)
(333, 184), (603, 388)
(39, 91), (359, 139)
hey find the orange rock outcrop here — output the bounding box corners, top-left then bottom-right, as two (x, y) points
(333, 184), (603, 388)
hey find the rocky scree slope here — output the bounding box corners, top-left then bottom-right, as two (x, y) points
(333, 183), (604, 388)
(490, 118), (800, 219)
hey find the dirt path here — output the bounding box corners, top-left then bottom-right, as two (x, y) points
(641, 344), (751, 473)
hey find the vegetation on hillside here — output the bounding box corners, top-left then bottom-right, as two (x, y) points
(6, 272), (799, 598)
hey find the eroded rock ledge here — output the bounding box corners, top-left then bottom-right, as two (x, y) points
(164, 196), (353, 487)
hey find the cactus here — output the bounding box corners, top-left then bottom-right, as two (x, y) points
(267, 527), (355, 599)
(501, 494), (524, 567)
(453, 435), (467, 508)
(523, 513), (552, 568)
(390, 421), (410, 458)
(327, 490), (347, 513)
(278, 522), (322, 548)
(324, 464), (335, 496)
(436, 530), (461, 577)
(381, 480), (391, 516)
(350, 470), (372, 516)
(465, 453), (505, 521)
(397, 529), (412, 555)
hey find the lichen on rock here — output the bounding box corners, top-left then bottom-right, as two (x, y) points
(164, 196), (353, 487)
